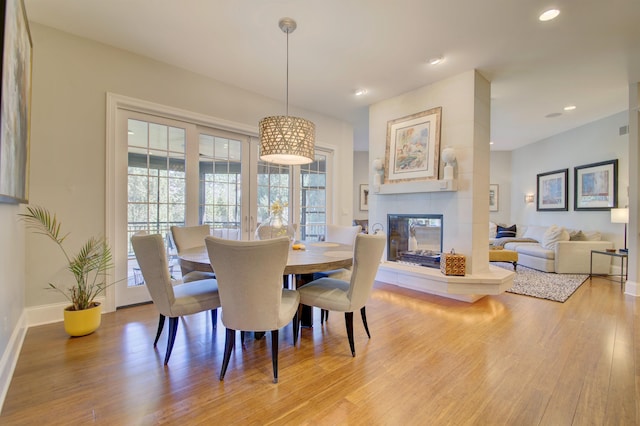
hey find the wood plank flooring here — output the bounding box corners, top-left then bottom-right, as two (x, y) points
(1, 276), (638, 425)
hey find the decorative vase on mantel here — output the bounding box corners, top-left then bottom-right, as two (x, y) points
(255, 200), (295, 242)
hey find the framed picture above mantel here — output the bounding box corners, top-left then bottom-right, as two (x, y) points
(384, 107), (441, 184)
(574, 159), (618, 211)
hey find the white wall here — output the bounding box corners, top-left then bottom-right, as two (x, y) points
(22, 24), (353, 310)
(489, 151), (512, 225)
(353, 151), (369, 221)
(509, 111), (629, 247)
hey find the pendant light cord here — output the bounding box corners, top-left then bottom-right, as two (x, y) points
(286, 29), (289, 117)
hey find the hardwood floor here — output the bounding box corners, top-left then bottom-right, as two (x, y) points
(1, 277), (638, 425)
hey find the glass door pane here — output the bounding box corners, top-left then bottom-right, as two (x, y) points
(123, 118), (187, 305)
(299, 153), (327, 241)
(199, 133), (243, 240)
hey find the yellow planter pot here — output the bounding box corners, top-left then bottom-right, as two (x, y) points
(63, 303), (102, 337)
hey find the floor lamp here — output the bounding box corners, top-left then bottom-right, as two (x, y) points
(610, 208), (628, 253)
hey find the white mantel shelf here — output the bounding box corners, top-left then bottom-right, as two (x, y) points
(376, 261), (514, 303)
(376, 179), (457, 195)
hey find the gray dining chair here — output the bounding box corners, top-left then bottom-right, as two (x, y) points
(204, 236), (300, 383)
(318, 224), (362, 321)
(297, 233), (385, 357)
(131, 233), (221, 365)
(170, 225), (217, 283)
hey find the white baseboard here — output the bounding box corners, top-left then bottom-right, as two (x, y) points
(26, 296), (106, 327)
(0, 310), (27, 415)
(624, 280), (639, 297)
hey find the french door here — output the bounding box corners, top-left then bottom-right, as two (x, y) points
(110, 102), (332, 308)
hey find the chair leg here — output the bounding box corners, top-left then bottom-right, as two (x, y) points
(211, 308), (217, 329)
(241, 331), (246, 344)
(220, 328), (236, 381)
(345, 312), (355, 357)
(164, 317), (180, 365)
(154, 314), (165, 347)
(360, 306), (371, 338)
(321, 309), (329, 323)
(271, 329), (279, 383)
(292, 308), (300, 345)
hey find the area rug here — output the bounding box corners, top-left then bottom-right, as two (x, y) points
(494, 262), (589, 302)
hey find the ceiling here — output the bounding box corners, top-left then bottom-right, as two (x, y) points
(24, 0), (640, 152)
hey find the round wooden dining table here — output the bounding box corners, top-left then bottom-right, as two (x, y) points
(178, 240), (354, 327)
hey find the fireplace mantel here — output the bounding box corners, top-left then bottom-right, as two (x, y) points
(375, 179), (457, 195)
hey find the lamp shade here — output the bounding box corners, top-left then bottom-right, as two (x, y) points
(259, 116), (315, 165)
(610, 207), (629, 224)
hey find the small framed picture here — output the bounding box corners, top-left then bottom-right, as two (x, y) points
(537, 168), (568, 211)
(489, 184), (499, 212)
(360, 184), (369, 211)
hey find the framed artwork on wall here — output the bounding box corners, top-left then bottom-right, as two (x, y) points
(574, 159), (618, 211)
(0, 0), (32, 204)
(489, 184), (499, 211)
(384, 107), (441, 184)
(536, 168), (568, 211)
(360, 184), (369, 211)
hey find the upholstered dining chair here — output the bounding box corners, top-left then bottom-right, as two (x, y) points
(297, 233), (385, 357)
(170, 225), (217, 283)
(131, 233), (221, 365)
(204, 236), (300, 383)
(318, 224), (362, 321)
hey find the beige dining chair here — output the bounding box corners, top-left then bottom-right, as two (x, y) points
(204, 236), (300, 383)
(170, 225), (217, 283)
(131, 233), (221, 365)
(319, 224), (363, 321)
(297, 233), (385, 357)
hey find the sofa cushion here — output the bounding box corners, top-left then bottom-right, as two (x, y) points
(496, 224), (516, 238)
(542, 225), (570, 250)
(514, 244), (555, 260)
(522, 225), (547, 243)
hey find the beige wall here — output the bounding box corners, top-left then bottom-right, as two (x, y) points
(23, 23), (353, 309)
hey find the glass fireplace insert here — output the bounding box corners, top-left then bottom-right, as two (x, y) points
(387, 214), (443, 268)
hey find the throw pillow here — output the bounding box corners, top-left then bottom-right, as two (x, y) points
(489, 221), (497, 238)
(496, 224), (516, 238)
(542, 225), (570, 249)
(583, 230), (602, 241)
(570, 230), (588, 241)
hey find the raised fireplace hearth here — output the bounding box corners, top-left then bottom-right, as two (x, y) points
(377, 214), (515, 303)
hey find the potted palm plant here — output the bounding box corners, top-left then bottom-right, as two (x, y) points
(20, 206), (114, 336)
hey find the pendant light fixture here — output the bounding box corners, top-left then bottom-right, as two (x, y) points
(259, 17), (315, 165)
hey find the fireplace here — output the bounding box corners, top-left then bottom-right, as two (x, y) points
(387, 214), (443, 268)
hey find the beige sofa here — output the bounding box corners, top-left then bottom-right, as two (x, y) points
(490, 224), (613, 274)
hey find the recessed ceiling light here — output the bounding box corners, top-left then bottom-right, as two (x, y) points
(489, 141), (494, 145)
(428, 56), (444, 65)
(354, 89), (368, 96)
(564, 105), (576, 111)
(539, 9), (560, 21)
(128, 130), (134, 135)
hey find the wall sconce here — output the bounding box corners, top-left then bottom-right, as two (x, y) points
(524, 193), (535, 204)
(441, 147), (456, 180)
(372, 157), (384, 192)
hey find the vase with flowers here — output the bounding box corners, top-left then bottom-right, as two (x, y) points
(255, 199), (295, 243)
